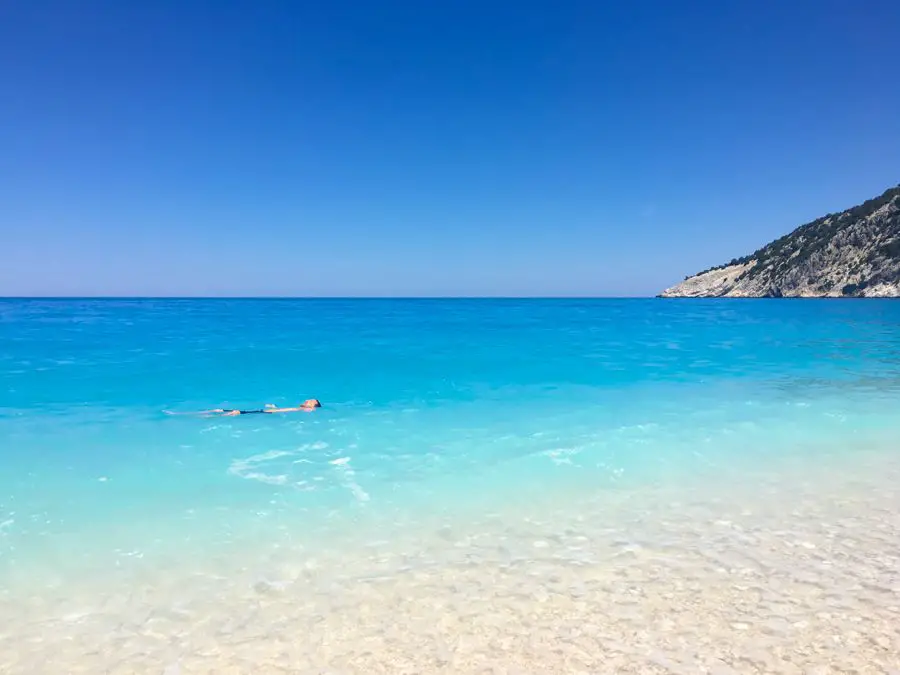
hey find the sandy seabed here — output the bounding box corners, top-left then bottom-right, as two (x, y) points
(1, 449), (899, 675)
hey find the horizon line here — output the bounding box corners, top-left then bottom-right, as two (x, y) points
(0, 294), (657, 300)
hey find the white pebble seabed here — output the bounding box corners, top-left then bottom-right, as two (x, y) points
(1, 447), (899, 674)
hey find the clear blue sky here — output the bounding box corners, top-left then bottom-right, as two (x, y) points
(2, 0), (898, 296)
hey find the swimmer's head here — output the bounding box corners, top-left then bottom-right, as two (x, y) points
(302, 399), (322, 409)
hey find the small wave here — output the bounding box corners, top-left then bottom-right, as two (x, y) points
(330, 457), (370, 503)
(542, 448), (581, 465)
(228, 444), (330, 487)
(245, 450), (293, 463)
(241, 472), (288, 486)
(228, 450), (295, 485)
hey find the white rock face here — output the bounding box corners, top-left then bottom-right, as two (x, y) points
(660, 262), (756, 298)
(661, 189), (900, 298)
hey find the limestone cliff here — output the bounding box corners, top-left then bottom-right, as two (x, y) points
(660, 185), (900, 298)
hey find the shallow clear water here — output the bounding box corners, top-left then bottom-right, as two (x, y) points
(1, 298), (899, 673)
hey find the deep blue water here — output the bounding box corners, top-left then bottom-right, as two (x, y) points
(2, 298), (900, 584)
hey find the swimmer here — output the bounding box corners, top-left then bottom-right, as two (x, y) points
(166, 399), (321, 417)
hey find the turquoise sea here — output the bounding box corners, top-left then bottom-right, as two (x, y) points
(2, 298), (899, 673)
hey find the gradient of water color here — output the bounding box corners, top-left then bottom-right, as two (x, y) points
(1, 298), (899, 673)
